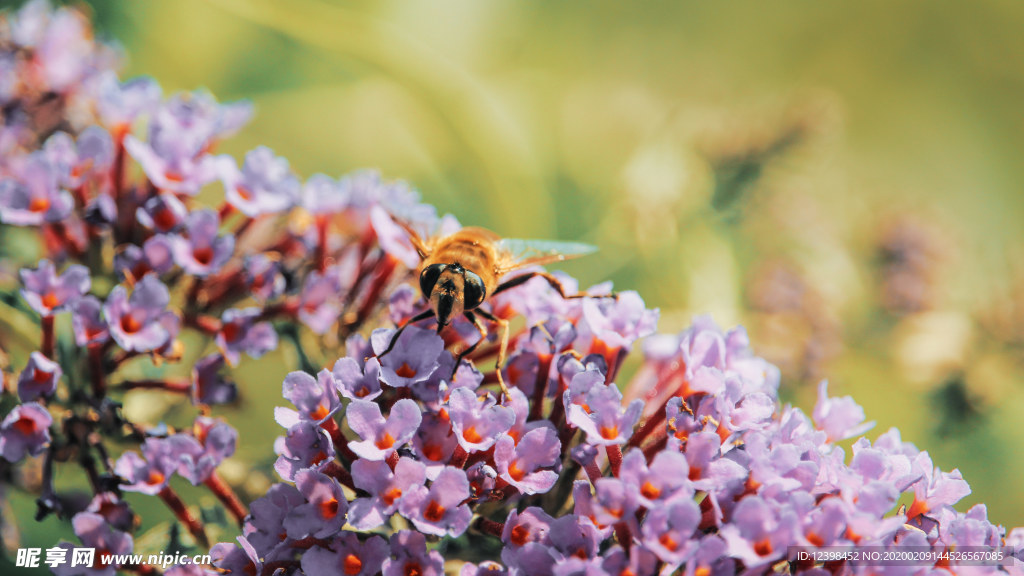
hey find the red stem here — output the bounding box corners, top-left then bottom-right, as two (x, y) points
(315, 216), (329, 272)
(41, 315), (55, 358)
(158, 486), (208, 547)
(450, 445), (469, 469)
(88, 344), (106, 398)
(614, 521), (633, 553)
(204, 472), (248, 527)
(322, 461), (355, 491)
(607, 444), (623, 477)
(475, 517), (505, 538)
(116, 379), (192, 394)
(585, 461), (603, 485)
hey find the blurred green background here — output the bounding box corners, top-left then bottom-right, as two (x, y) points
(5, 0), (1024, 567)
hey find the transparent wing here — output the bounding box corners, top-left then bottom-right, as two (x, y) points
(497, 238), (598, 270)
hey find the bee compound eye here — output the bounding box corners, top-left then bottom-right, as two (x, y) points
(463, 270), (486, 309)
(419, 264), (446, 296)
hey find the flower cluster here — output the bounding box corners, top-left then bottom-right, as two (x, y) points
(1, 2), (1023, 576)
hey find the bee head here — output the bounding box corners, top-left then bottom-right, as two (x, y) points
(419, 263), (486, 330)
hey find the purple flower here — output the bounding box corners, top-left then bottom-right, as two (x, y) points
(244, 253), (285, 302)
(349, 457), (427, 530)
(44, 126), (115, 189)
(27, 7), (99, 93)
(216, 307), (278, 366)
(136, 192), (188, 233)
(619, 449), (693, 508)
(52, 512), (133, 576)
(398, 466), (472, 537)
(347, 398), (422, 460)
(20, 258), (90, 316)
(906, 451), (972, 521)
(301, 173), (348, 215)
(72, 296), (109, 346)
(273, 421), (335, 481)
(17, 351), (61, 402)
(333, 356), (384, 401)
(0, 402), (52, 462)
(85, 493), (135, 532)
(104, 275), (178, 352)
(169, 209), (234, 276)
(383, 530), (445, 576)
(460, 562), (508, 576)
(813, 380), (875, 442)
(640, 497), (700, 566)
(566, 382), (643, 446)
(96, 73), (162, 131)
(114, 438), (179, 495)
(300, 533), (389, 576)
(412, 412), (458, 477)
(274, 369), (341, 427)
(219, 146), (299, 216)
(283, 469), (347, 539)
(719, 495), (799, 567)
(244, 483), (304, 554)
(494, 427), (560, 495)
(0, 153), (73, 225)
(447, 387), (515, 453)
(589, 477), (639, 527)
(377, 325), (446, 388)
(171, 417), (237, 485)
(579, 290), (658, 352)
(298, 267), (344, 334)
(124, 90), (251, 195)
(191, 353), (237, 405)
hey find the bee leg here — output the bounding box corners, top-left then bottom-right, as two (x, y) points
(378, 309), (435, 358)
(492, 271), (615, 300)
(475, 309), (511, 401)
(452, 311), (488, 378)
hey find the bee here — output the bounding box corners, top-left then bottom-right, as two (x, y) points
(381, 222), (600, 399)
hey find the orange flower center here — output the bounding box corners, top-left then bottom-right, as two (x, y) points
(121, 314), (143, 334)
(355, 386), (370, 398)
(13, 416), (37, 435)
(375, 432), (396, 449)
(462, 426), (483, 444)
(659, 533), (679, 552)
(395, 362), (417, 378)
(153, 206), (177, 230)
(164, 170), (185, 183)
(147, 471), (165, 486)
(806, 531), (824, 547)
(381, 487), (403, 506)
(688, 466), (702, 481)
(599, 425), (619, 440)
(311, 450), (328, 465)
(319, 497), (339, 519)
(508, 460), (527, 481)
(640, 481), (661, 500)
(41, 291), (59, 309)
(423, 500), (446, 522)
(422, 443), (443, 461)
(32, 367), (53, 384)
(343, 553), (363, 575)
(510, 524), (530, 546)
(694, 567), (711, 576)
(236, 185), (254, 201)
(754, 538), (773, 556)
(221, 322), (240, 343)
(310, 404), (330, 421)
(404, 562), (423, 576)
(193, 246), (214, 265)
(29, 196), (51, 213)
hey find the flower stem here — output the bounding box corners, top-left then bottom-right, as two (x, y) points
(158, 486), (209, 548)
(474, 516), (505, 538)
(41, 315), (55, 358)
(204, 472), (248, 527)
(606, 444), (623, 477)
(88, 344), (106, 398)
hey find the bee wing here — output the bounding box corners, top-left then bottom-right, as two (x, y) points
(497, 238), (599, 271)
